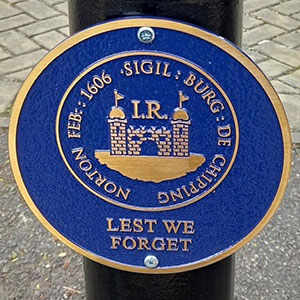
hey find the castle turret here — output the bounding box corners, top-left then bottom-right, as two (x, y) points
(108, 91), (127, 155)
(171, 92), (191, 157)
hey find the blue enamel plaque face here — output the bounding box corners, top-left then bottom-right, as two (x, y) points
(10, 18), (291, 273)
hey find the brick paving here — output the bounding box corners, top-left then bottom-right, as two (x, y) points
(0, 0), (69, 129)
(0, 0), (299, 141)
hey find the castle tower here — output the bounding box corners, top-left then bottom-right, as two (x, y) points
(108, 91), (127, 155)
(171, 92), (191, 157)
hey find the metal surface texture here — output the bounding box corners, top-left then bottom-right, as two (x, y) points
(83, 255), (235, 300)
(68, 0), (243, 46)
(9, 18), (291, 274)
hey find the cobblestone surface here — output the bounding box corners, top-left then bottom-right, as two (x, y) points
(0, 0), (299, 299)
(242, 0), (300, 139)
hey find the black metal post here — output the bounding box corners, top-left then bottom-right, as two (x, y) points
(83, 255), (235, 300)
(68, 1), (242, 299)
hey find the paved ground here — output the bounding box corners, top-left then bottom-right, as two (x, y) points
(0, 0), (299, 299)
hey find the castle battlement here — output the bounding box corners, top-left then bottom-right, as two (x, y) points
(108, 92), (191, 157)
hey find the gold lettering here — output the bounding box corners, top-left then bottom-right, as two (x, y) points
(106, 218), (119, 232)
(137, 237), (151, 250)
(218, 139), (231, 146)
(68, 122), (80, 131)
(133, 60), (140, 75)
(163, 220), (182, 234)
(133, 219), (144, 233)
(184, 72), (196, 86)
(132, 100), (141, 119)
(72, 148), (86, 160)
(167, 238), (179, 251)
(212, 155), (226, 167)
(206, 164), (221, 178)
(183, 221), (195, 234)
(140, 60), (153, 74)
(210, 100), (225, 113)
(201, 174), (212, 183)
(189, 182), (199, 194)
(69, 111), (82, 123)
(194, 80), (209, 94)
(218, 125), (231, 138)
(202, 90), (216, 105)
(115, 187), (131, 200)
(152, 238), (165, 251)
(196, 177), (208, 189)
(181, 185), (191, 197)
(95, 174), (107, 187)
(104, 182), (117, 194)
(146, 100), (164, 119)
(123, 237), (137, 250)
(180, 238), (192, 251)
(155, 61), (161, 75)
(79, 159), (92, 172)
(162, 62), (171, 77)
(86, 170), (99, 180)
(110, 236), (121, 249)
(170, 188), (184, 202)
(144, 219), (158, 233)
(124, 62), (133, 76)
(68, 131), (81, 138)
(158, 192), (169, 204)
(120, 218), (132, 232)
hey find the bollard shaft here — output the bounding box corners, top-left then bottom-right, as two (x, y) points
(83, 255), (235, 300)
(68, 1), (242, 299)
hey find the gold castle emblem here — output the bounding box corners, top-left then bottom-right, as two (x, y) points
(95, 91), (206, 182)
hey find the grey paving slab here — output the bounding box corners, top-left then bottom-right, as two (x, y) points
(243, 24), (285, 46)
(16, 0), (60, 20)
(243, 15), (263, 30)
(254, 8), (300, 30)
(58, 26), (69, 36)
(292, 132), (300, 144)
(0, 1), (21, 19)
(0, 14), (34, 32)
(257, 41), (300, 67)
(5, 0), (24, 3)
(0, 49), (47, 74)
(0, 30), (40, 55)
(272, 0), (300, 15)
(272, 79), (300, 94)
(0, 117), (9, 127)
(244, 49), (268, 63)
(19, 15), (68, 36)
(293, 12), (300, 20)
(258, 59), (292, 78)
(6, 68), (32, 81)
(274, 31), (300, 48)
(244, 0), (280, 13)
(279, 93), (300, 131)
(279, 69), (300, 88)
(33, 30), (66, 50)
(0, 81), (21, 114)
(44, 0), (67, 4)
(54, 2), (68, 15)
(0, 46), (11, 60)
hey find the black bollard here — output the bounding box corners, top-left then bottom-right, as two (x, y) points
(68, 0), (243, 46)
(83, 255), (235, 300)
(67, 1), (242, 299)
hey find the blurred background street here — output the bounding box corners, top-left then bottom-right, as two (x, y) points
(0, 0), (299, 299)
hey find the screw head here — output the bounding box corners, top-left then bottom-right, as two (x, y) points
(144, 255), (159, 268)
(137, 27), (155, 44)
